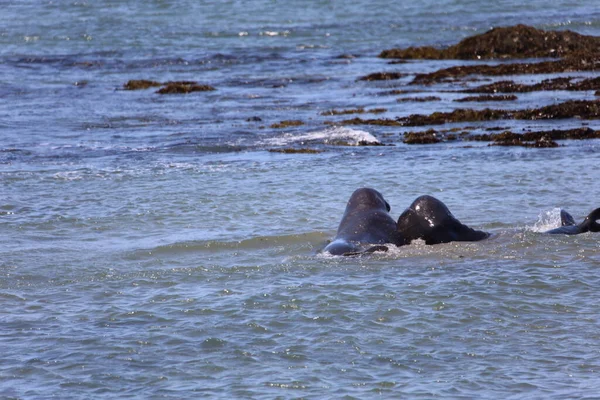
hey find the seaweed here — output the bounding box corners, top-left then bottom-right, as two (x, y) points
(123, 79), (162, 90)
(321, 108), (387, 116)
(380, 24), (600, 60)
(270, 120), (305, 129)
(397, 96), (441, 102)
(268, 148), (322, 154)
(454, 94), (518, 102)
(465, 77), (600, 93)
(358, 72), (406, 81)
(156, 81), (216, 94)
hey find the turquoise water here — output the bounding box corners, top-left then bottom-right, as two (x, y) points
(2, 1), (600, 398)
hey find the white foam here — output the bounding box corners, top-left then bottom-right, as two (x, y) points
(264, 126), (380, 147)
(530, 207), (563, 232)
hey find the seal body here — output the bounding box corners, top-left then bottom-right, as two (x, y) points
(546, 208), (600, 235)
(323, 188), (400, 255)
(396, 195), (489, 245)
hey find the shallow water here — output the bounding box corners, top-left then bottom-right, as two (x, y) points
(2, 1), (600, 398)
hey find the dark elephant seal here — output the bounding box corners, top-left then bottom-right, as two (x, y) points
(323, 188), (400, 255)
(396, 195), (489, 245)
(546, 208), (600, 235)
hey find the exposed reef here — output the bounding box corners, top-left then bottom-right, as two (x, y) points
(321, 108), (387, 116)
(123, 80), (162, 90)
(270, 120), (305, 129)
(454, 94), (518, 102)
(341, 100), (600, 127)
(123, 80), (216, 94)
(397, 96), (441, 102)
(464, 77), (600, 93)
(358, 72), (406, 81)
(402, 127), (599, 146)
(411, 53), (600, 84)
(380, 24), (600, 60)
(268, 148), (322, 154)
(157, 81), (216, 94)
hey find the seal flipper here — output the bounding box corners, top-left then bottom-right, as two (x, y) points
(323, 239), (361, 256)
(560, 209), (576, 226)
(343, 245), (389, 257)
(581, 208), (600, 233)
(546, 208), (600, 235)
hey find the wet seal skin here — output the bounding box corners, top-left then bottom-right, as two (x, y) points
(323, 188), (401, 256)
(545, 209), (600, 235)
(396, 195), (489, 245)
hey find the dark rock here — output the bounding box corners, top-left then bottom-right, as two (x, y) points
(381, 24), (600, 60)
(397, 96), (441, 102)
(358, 72), (406, 81)
(321, 108), (387, 116)
(411, 53), (600, 84)
(156, 81), (216, 94)
(403, 129), (441, 144)
(123, 79), (162, 90)
(268, 148), (322, 154)
(270, 120), (304, 129)
(340, 117), (402, 126)
(455, 94), (518, 102)
(465, 77), (600, 93)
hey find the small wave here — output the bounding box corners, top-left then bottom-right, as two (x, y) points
(130, 232), (330, 257)
(264, 126), (380, 147)
(530, 207), (563, 232)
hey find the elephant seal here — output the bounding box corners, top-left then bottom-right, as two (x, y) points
(396, 195), (489, 245)
(546, 208), (600, 235)
(323, 188), (401, 255)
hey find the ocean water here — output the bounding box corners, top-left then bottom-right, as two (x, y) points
(2, 1), (600, 398)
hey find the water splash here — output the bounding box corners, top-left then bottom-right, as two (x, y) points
(530, 207), (563, 232)
(264, 126), (380, 147)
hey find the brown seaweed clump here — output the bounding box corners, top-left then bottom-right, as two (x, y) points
(358, 72), (406, 81)
(321, 108), (387, 116)
(403, 129), (441, 144)
(465, 77), (600, 94)
(401, 127), (598, 146)
(268, 148), (322, 154)
(123, 80), (162, 90)
(490, 132), (559, 148)
(411, 53), (600, 84)
(477, 127), (599, 142)
(455, 94), (518, 102)
(156, 81), (216, 94)
(339, 100), (600, 128)
(340, 117), (403, 126)
(380, 24), (600, 60)
(399, 100), (600, 126)
(270, 120), (305, 129)
(397, 96), (441, 102)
